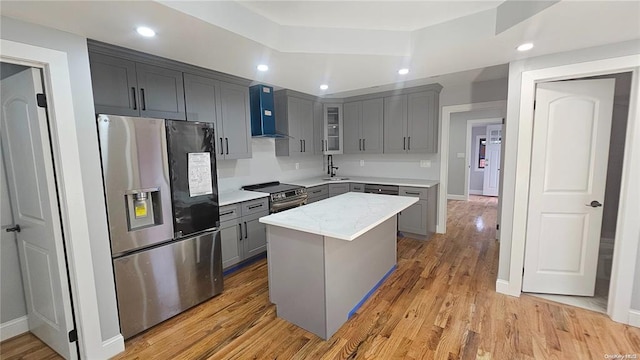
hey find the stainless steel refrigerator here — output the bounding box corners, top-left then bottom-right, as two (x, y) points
(97, 114), (223, 339)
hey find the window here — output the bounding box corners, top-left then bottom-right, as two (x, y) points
(475, 135), (487, 171)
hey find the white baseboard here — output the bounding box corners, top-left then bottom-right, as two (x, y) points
(495, 279), (510, 294)
(1, 316), (28, 341)
(469, 189), (483, 195)
(98, 334), (125, 359)
(447, 194), (466, 201)
(629, 310), (640, 328)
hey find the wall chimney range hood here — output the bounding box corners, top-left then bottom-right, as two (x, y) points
(250, 84), (284, 137)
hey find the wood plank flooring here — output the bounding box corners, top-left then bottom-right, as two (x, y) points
(3, 196), (639, 359)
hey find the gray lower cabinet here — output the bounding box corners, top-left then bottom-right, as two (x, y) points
(183, 74), (251, 160)
(307, 185), (329, 203)
(329, 183), (349, 197)
(398, 185), (438, 239)
(383, 90), (439, 154)
(220, 198), (268, 270)
(89, 52), (186, 120)
(343, 99), (384, 154)
(350, 183), (364, 192)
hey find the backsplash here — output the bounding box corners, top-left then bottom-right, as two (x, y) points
(217, 138), (325, 192)
(332, 153), (440, 180)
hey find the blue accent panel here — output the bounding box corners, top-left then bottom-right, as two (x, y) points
(249, 84), (275, 136)
(223, 252), (267, 277)
(347, 264), (397, 319)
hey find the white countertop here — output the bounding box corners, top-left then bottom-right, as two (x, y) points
(219, 190), (269, 206)
(288, 176), (439, 188)
(259, 192), (417, 241)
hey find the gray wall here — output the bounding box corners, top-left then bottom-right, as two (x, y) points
(469, 126), (487, 193)
(0, 146), (27, 323)
(448, 110), (504, 196)
(1, 16), (120, 341)
(498, 39), (640, 293)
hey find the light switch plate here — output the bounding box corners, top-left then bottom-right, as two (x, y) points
(360, 160), (365, 166)
(420, 160), (431, 168)
(457, 153), (465, 158)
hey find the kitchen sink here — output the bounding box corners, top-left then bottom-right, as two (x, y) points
(322, 177), (349, 181)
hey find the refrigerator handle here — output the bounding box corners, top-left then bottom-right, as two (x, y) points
(225, 138), (229, 155)
(244, 222), (248, 239)
(238, 223), (242, 240)
(219, 138), (224, 155)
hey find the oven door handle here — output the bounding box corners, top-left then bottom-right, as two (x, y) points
(270, 195), (308, 212)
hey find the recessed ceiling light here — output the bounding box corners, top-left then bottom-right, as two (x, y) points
(398, 68), (409, 75)
(517, 43), (534, 52)
(320, 84), (329, 90)
(136, 26), (156, 37)
(257, 64), (269, 72)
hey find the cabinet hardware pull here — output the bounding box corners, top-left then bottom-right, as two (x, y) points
(408, 137), (411, 150)
(131, 87), (137, 110)
(238, 223), (243, 240)
(248, 204), (263, 209)
(244, 222), (248, 239)
(220, 210), (234, 216)
(403, 137), (406, 150)
(363, 139), (365, 151)
(325, 140), (328, 151)
(303, 139), (306, 152)
(140, 88), (146, 110)
(300, 139), (303, 152)
(220, 138), (224, 155)
(311, 190), (321, 194)
(405, 192), (420, 195)
(225, 138), (229, 155)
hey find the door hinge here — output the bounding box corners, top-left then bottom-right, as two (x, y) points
(496, 224), (500, 230)
(68, 329), (78, 343)
(36, 93), (47, 108)
(533, 100), (536, 110)
(522, 267), (525, 276)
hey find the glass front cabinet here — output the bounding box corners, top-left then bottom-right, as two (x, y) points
(323, 103), (343, 155)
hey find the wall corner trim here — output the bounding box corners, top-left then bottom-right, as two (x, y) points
(0, 316), (29, 341)
(629, 310), (640, 328)
(496, 279), (520, 297)
(100, 334), (125, 358)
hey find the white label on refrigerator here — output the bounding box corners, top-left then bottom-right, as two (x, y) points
(188, 152), (213, 197)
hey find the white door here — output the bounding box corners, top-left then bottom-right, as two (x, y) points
(482, 124), (502, 196)
(523, 78), (615, 296)
(1, 68), (78, 358)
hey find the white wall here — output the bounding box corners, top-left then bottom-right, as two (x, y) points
(497, 39), (640, 289)
(0, 146), (27, 324)
(217, 138), (325, 191)
(469, 125), (487, 193)
(0, 16), (120, 341)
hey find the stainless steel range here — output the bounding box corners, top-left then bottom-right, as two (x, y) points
(242, 182), (307, 213)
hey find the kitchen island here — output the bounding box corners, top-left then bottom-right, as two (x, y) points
(259, 192), (417, 340)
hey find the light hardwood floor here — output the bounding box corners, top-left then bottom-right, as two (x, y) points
(2, 196), (639, 359)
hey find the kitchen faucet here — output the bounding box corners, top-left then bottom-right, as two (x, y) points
(327, 155), (338, 177)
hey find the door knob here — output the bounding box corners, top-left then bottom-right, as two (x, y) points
(587, 201), (603, 208)
(5, 224), (21, 233)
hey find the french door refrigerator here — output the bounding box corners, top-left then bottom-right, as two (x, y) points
(97, 114), (223, 339)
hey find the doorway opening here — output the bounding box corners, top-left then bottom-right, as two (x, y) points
(0, 61), (79, 359)
(523, 72), (632, 315)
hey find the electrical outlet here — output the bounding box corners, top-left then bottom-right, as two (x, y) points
(420, 160), (431, 168)
(360, 160), (365, 166)
(295, 163), (299, 170)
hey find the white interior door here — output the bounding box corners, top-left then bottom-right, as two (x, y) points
(1, 68), (77, 358)
(482, 124), (501, 196)
(523, 78), (615, 296)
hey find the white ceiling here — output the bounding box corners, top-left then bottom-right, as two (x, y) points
(1, 1), (639, 97)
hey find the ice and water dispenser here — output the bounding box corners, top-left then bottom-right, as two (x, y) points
(124, 188), (163, 231)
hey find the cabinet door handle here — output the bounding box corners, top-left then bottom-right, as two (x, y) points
(303, 139), (306, 152)
(131, 87), (137, 110)
(238, 223), (243, 241)
(403, 137), (406, 150)
(244, 222), (248, 239)
(220, 138), (224, 155)
(225, 138), (229, 155)
(300, 139), (303, 152)
(405, 191), (420, 195)
(363, 139), (365, 151)
(359, 139), (362, 151)
(220, 210), (234, 216)
(408, 136), (411, 150)
(140, 88), (146, 111)
(248, 203), (263, 209)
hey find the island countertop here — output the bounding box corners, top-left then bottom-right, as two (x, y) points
(259, 192), (417, 241)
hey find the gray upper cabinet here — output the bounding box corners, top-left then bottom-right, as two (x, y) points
(344, 98), (384, 154)
(275, 91), (315, 156)
(383, 90), (439, 154)
(89, 52), (185, 120)
(135, 63), (186, 120)
(383, 95), (408, 153)
(313, 102), (325, 155)
(184, 73), (251, 160)
(89, 52), (139, 117)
